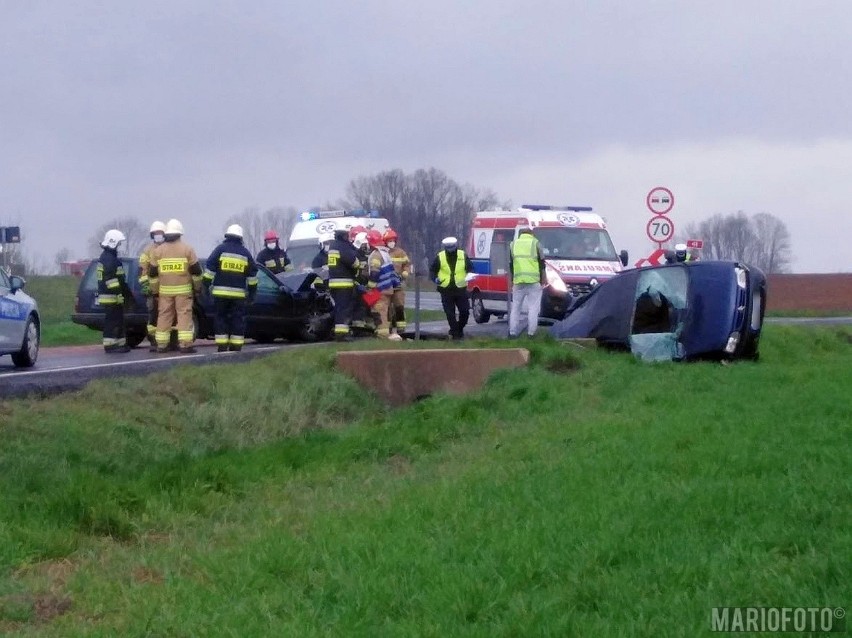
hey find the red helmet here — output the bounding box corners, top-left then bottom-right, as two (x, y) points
(367, 229), (384, 248)
(383, 228), (398, 243)
(263, 230), (279, 242)
(348, 225), (367, 242)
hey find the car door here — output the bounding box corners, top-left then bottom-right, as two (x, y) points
(0, 269), (26, 352)
(246, 267), (288, 336)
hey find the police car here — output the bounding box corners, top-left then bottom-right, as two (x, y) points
(0, 269), (40, 367)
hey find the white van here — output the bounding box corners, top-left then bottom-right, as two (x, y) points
(286, 209), (390, 272)
(466, 205), (628, 323)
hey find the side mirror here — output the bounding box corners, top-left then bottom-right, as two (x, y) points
(619, 250), (629, 267)
(9, 275), (25, 292)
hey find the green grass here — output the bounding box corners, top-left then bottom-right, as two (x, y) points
(0, 327), (849, 635)
(23, 276), (101, 347)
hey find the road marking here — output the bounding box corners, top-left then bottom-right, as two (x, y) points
(0, 346), (286, 378)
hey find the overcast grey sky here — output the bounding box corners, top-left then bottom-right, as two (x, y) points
(2, 0), (850, 271)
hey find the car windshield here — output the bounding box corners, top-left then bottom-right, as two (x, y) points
(533, 228), (618, 261)
(630, 266), (689, 361)
(287, 242), (322, 273)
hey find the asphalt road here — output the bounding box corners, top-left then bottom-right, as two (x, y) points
(2, 306), (848, 401)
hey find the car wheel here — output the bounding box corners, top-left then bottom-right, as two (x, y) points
(126, 332), (146, 348)
(11, 315), (39, 367)
(298, 308), (333, 342)
(471, 291), (491, 324)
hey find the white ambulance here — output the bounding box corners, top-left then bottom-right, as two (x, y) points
(286, 209), (390, 272)
(466, 205), (628, 323)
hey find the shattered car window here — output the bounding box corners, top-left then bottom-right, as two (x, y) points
(630, 266), (688, 361)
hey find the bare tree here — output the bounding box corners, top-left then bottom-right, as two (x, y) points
(87, 217), (148, 258)
(54, 247), (72, 273)
(225, 206), (300, 256)
(345, 167), (504, 267)
(685, 211), (792, 273)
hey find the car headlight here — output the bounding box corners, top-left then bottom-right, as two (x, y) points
(545, 265), (567, 294)
(734, 266), (747, 290)
(724, 331), (740, 354)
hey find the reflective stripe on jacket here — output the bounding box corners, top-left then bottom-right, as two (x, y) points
(368, 248), (401, 292)
(204, 240), (258, 299)
(96, 248), (127, 305)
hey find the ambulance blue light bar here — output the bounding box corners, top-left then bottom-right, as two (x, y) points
(521, 204), (593, 212)
(299, 208), (381, 221)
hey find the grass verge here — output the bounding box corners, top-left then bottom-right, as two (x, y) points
(0, 327), (849, 635)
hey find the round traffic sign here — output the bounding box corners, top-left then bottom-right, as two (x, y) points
(646, 215), (675, 243)
(646, 187), (674, 215)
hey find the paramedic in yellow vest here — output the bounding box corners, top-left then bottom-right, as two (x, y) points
(138, 220), (166, 350)
(429, 236), (474, 340)
(148, 218), (204, 354)
(508, 227), (546, 338)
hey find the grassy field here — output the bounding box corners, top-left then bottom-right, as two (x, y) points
(0, 326), (849, 635)
(24, 276), (100, 347)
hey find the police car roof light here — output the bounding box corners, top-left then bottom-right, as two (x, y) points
(521, 204), (593, 212)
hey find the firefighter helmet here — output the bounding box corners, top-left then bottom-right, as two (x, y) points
(165, 219), (184, 236)
(149, 220), (166, 235)
(101, 229), (126, 249)
(348, 225), (367, 242)
(383, 228), (398, 243)
(225, 224), (244, 239)
(318, 231), (334, 246)
(367, 229), (384, 249)
(352, 232), (369, 250)
(263, 229), (279, 242)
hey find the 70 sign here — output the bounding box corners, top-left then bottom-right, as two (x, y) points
(646, 215), (675, 245)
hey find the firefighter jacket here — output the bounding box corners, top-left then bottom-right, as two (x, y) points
(368, 247), (401, 292)
(138, 241), (159, 293)
(255, 246), (292, 274)
(148, 238), (203, 296)
(327, 239), (360, 289)
(204, 238), (259, 299)
(389, 246), (410, 287)
(430, 249), (473, 292)
(97, 247), (130, 305)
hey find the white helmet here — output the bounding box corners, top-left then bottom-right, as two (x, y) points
(165, 219), (184, 236)
(318, 231), (334, 246)
(101, 229), (126, 250)
(149, 220), (166, 235)
(225, 224), (244, 238)
(353, 231), (369, 250)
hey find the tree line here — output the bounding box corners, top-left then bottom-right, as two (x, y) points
(8, 170), (793, 275)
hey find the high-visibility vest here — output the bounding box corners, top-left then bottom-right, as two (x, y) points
(437, 250), (467, 288)
(511, 233), (540, 284)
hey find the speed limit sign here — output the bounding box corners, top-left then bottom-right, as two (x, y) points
(646, 215), (675, 244)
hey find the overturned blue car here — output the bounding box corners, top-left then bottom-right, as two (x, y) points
(550, 261), (767, 361)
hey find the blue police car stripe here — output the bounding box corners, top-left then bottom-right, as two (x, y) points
(0, 297), (27, 321)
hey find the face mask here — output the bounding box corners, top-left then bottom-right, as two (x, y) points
(153, 235), (165, 244)
(387, 241), (396, 249)
(266, 242), (277, 250)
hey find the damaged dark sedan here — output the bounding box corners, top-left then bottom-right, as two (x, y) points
(550, 261), (767, 361)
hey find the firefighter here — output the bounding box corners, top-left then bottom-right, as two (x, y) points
(204, 224), (258, 352)
(327, 229), (360, 341)
(430, 236), (474, 340)
(383, 228), (410, 335)
(138, 220), (166, 350)
(148, 218), (204, 354)
(97, 229), (132, 353)
(255, 230), (292, 274)
(366, 229), (403, 341)
(311, 231), (334, 282)
(351, 231), (373, 332)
